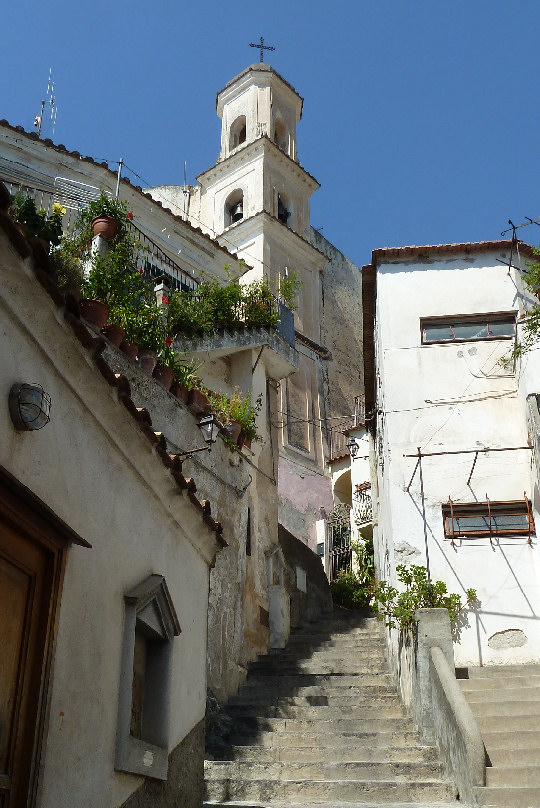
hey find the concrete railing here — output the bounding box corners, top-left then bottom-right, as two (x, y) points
(391, 609), (485, 805)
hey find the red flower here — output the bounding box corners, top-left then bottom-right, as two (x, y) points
(127, 212), (134, 220)
(165, 336), (173, 347)
(138, 267), (145, 275)
(162, 296), (169, 305)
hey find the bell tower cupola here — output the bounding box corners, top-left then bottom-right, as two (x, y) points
(216, 64), (303, 163)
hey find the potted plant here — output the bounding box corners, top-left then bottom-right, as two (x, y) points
(77, 190), (134, 240)
(79, 234), (143, 330)
(10, 191), (66, 251)
(124, 304), (166, 374)
(158, 350), (200, 403)
(231, 390), (262, 448)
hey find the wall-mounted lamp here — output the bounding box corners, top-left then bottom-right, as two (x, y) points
(347, 437), (359, 459)
(177, 415), (221, 460)
(9, 383), (52, 431)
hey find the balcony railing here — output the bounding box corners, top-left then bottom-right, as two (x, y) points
(327, 396), (365, 461)
(0, 172), (199, 294)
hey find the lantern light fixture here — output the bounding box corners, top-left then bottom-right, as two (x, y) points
(177, 414), (221, 460)
(347, 437), (359, 459)
(9, 383), (52, 431)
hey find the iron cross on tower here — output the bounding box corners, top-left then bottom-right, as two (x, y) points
(249, 36), (275, 63)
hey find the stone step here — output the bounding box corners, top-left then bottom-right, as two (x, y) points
(481, 729), (540, 749)
(230, 716), (413, 735)
(476, 713), (540, 732)
(459, 674), (540, 691)
(204, 801), (459, 808)
(238, 682), (396, 699)
(205, 760), (445, 782)
(467, 664), (540, 678)
(205, 777), (454, 804)
(227, 704), (404, 720)
(489, 747), (540, 766)
(248, 662), (389, 675)
(486, 765), (540, 788)
(460, 684), (540, 702)
(466, 699), (540, 718)
(259, 651), (387, 664)
(286, 635), (386, 648)
(215, 744), (439, 764)
(474, 785), (540, 807)
(242, 673), (394, 689)
(226, 730), (425, 750)
(228, 693), (401, 709)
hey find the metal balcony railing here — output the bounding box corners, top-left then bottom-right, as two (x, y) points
(327, 396), (366, 461)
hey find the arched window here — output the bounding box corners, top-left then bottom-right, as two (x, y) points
(225, 189), (244, 227)
(229, 116), (247, 152)
(273, 118), (288, 154)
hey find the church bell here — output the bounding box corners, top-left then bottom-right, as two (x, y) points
(230, 201), (244, 223)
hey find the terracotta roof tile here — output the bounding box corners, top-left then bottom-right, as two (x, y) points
(0, 181), (227, 549)
(372, 239), (535, 262)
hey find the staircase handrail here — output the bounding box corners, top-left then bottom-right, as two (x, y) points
(429, 645), (485, 799)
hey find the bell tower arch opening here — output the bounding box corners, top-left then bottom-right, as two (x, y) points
(273, 117), (289, 155)
(225, 189), (244, 228)
(229, 115), (247, 152)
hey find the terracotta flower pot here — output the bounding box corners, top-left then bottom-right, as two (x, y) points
(35, 237), (51, 254)
(79, 298), (109, 330)
(91, 216), (118, 240)
(152, 363), (175, 391)
(171, 382), (190, 404)
(119, 340), (138, 360)
(137, 348), (158, 374)
(222, 420), (242, 443)
(102, 323), (126, 347)
(188, 388), (210, 415)
(242, 436), (252, 450)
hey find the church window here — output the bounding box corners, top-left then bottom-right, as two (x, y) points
(229, 116), (247, 151)
(115, 574), (181, 780)
(286, 369), (310, 451)
(225, 189), (244, 227)
(421, 313), (515, 344)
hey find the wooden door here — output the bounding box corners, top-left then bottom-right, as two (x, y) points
(0, 485), (65, 808)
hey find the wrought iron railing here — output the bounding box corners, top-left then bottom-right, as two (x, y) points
(0, 172), (199, 293)
(329, 522), (352, 581)
(353, 483), (372, 527)
(327, 396), (366, 460)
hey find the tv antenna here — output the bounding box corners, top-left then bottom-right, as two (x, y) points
(34, 69), (56, 138)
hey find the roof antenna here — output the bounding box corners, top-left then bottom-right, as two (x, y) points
(183, 161), (189, 219)
(34, 68), (56, 138)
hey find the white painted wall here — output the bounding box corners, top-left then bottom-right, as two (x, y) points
(374, 249), (540, 666)
(0, 231), (220, 806)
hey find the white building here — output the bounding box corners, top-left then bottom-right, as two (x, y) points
(148, 62), (364, 552)
(364, 239), (540, 666)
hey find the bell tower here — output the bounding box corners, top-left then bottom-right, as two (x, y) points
(193, 63), (332, 548)
(216, 63), (302, 164)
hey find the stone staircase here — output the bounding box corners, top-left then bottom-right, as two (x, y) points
(205, 609), (458, 808)
(460, 664), (540, 807)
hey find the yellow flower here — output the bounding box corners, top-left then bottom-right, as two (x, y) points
(52, 203), (66, 216)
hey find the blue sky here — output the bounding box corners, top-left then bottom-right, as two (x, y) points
(2, 1), (540, 268)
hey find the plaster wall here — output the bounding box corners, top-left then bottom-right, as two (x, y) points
(0, 125), (235, 284)
(103, 342), (276, 703)
(374, 251), (540, 666)
(0, 232), (217, 807)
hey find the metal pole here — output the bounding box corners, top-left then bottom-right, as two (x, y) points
(417, 447), (433, 606)
(115, 158), (123, 199)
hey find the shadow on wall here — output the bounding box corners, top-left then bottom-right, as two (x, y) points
(278, 524), (332, 627)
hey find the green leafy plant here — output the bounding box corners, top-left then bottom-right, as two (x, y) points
(242, 278), (279, 328)
(125, 303), (166, 352)
(372, 564), (477, 632)
(76, 191), (134, 243)
(279, 270), (302, 311)
(503, 247), (540, 361)
(10, 191), (66, 246)
(330, 535), (376, 610)
(229, 389), (262, 440)
(49, 236), (84, 294)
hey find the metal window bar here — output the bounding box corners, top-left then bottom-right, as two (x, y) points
(486, 495), (493, 546)
(524, 491), (533, 545)
(329, 522), (352, 582)
(448, 496), (456, 548)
